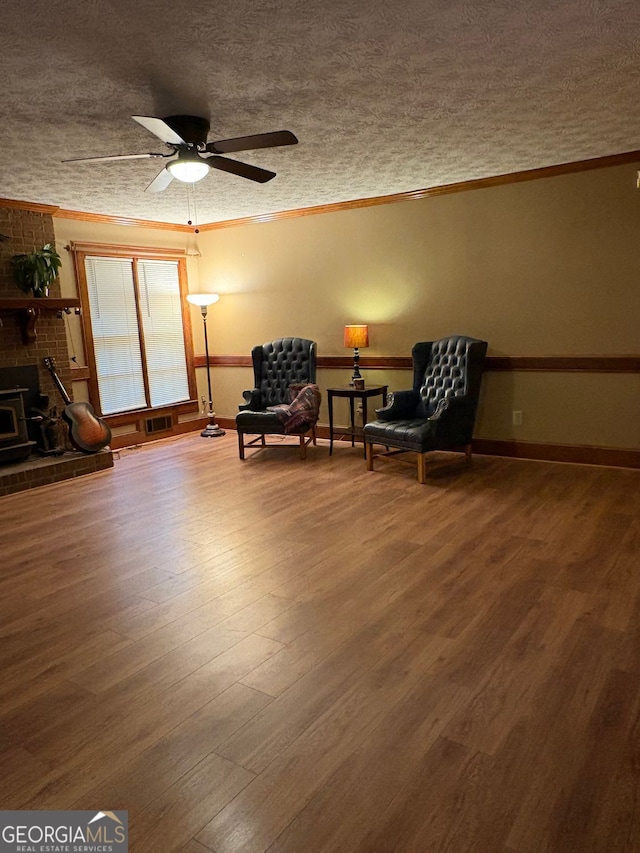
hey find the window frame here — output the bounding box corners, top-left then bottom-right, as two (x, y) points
(71, 243), (197, 418)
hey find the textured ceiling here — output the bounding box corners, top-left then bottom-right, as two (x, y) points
(2, 0), (640, 226)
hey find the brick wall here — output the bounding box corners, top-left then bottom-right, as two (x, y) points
(0, 205), (74, 404)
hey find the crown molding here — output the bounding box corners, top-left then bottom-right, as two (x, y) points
(198, 148), (640, 231)
(3, 148), (640, 231)
(53, 208), (193, 231)
(0, 198), (60, 214)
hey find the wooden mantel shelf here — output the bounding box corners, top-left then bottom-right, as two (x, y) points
(0, 297), (81, 344)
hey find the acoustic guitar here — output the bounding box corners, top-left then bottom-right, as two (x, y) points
(44, 356), (112, 453)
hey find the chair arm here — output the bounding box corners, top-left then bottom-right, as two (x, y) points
(238, 389), (262, 411)
(429, 393), (475, 420)
(375, 389), (420, 421)
(428, 394), (478, 442)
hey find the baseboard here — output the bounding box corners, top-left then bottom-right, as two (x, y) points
(219, 419), (639, 470)
(217, 417), (239, 432)
(473, 438), (640, 469)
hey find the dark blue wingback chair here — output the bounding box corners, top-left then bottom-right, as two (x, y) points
(236, 337), (318, 459)
(364, 335), (488, 483)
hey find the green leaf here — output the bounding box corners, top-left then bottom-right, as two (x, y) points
(10, 243), (62, 295)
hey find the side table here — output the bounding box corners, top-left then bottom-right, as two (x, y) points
(327, 385), (388, 457)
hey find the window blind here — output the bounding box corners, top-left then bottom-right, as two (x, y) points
(137, 259), (190, 407)
(84, 255), (190, 415)
(85, 257), (146, 415)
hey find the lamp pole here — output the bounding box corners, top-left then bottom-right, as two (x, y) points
(187, 294), (225, 438)
(351, 346), (363, 382)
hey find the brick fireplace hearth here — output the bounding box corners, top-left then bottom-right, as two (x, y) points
(0, 449), (113, 497)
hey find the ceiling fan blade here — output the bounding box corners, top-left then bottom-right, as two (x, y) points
(207, 156), (276, 183)
(62, 152), (165, 164)
(132, 115), (186, 146)
(145, 167), (174, 193)
(206, 130), (298, 154)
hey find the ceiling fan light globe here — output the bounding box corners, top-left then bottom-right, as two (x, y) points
(167, 156), (210, 183)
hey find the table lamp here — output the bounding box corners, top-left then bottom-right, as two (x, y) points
(344, 324), (369, 384)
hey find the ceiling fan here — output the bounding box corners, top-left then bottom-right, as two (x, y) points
(62, 115), (298, 192)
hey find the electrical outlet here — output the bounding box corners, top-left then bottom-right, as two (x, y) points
(512, 410), (523, 426)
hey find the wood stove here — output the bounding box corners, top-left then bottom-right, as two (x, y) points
(0, 365), (43, 465)
(0, 387), (36, 464)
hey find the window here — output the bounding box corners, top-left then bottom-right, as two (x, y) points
(73, 245), (195, 416)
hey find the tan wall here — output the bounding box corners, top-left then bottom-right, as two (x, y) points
(195, 163), (640, 449)
(53, 162), (640, 451)
(197, 164), (640, 356)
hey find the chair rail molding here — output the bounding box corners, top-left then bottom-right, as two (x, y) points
(195, 354), (640, 373)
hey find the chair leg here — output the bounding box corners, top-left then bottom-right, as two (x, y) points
(366, 441), (374, 471)
(312, 425), (317, 446)
(465, 443), (472, 463)
(417, 452), (427, 484)
(299, 434), (306, 460)
(238, 431), (245, 460)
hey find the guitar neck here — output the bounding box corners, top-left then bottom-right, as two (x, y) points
(44, 357), (72, 406)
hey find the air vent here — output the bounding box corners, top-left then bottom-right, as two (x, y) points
(145, 415), (172, 434)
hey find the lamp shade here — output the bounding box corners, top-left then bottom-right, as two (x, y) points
(187, 293), (219, 307)
(343, 324), (369, 349)
(167, 151), (211, 184)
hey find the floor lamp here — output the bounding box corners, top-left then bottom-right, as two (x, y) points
(186, 293), (226, 438)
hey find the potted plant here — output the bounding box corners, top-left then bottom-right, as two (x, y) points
(11, 243), (62, 298)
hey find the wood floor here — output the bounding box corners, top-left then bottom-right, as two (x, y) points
(1, 433), (639, 853)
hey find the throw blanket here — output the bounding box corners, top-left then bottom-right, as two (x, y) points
(268, 384), (321, 433)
